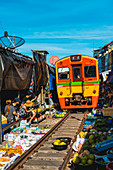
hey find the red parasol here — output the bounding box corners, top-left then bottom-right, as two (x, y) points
(49, 55), (59, 65)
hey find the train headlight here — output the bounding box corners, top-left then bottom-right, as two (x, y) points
(60, 91), (63, 96)
(93, 90), (96, 94)
(65, 98), (70, 106)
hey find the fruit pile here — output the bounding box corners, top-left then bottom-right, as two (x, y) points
(71, 114), (113, 168)
(53, 139), (67, 146)
(72, 150), (95, 165)
(92, 119), (109, 132)
(82, 133), (113, 151)
(54, 112), (65, 118)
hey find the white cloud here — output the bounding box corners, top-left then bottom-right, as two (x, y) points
(17, 24), (113, 62)
(23, 25), (113, 40)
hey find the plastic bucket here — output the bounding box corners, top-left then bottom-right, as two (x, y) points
(106, 162), (113, 170)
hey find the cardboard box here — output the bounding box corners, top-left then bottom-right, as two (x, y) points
(103, 107), (113, 116)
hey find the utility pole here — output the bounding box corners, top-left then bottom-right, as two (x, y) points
(93, 42), (94, 57)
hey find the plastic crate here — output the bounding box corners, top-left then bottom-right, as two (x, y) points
(96, 138), (113, 151)
(2, 123), (9, 135)
(2, 123), (9, 128)
(103, 108), (113, 116)
(85, 120), (95, 125)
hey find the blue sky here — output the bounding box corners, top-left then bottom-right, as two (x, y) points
(0, 0), (113, 64)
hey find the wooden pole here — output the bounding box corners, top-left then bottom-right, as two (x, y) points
(40, 86), (43, 110)
(42, 86), (44, 108)
(41, 86), (43, 104)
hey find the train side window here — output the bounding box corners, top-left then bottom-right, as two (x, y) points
(84, 66), (96, 78)
(58, 67), (69, 79)
(73, 68), (81, 79)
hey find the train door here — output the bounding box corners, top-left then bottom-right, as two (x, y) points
(72, 65), (82, 82)
(72, 65), (83, 104)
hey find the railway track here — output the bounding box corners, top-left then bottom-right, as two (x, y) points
(8, 110), (88, 170)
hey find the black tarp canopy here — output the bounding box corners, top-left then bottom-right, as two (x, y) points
(32, 50), (49, 91)
(0, 47), (49, 91)
(0, 46), (34, 90)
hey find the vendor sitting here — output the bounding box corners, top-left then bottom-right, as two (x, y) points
(19, 100), (36, 123)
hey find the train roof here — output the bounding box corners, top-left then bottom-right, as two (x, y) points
(55, 54), (97, 65)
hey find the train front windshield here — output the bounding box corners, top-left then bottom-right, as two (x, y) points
(84, 66), (96, 78)
(58, 67), (69, 79)
(73, 68), (81, 79)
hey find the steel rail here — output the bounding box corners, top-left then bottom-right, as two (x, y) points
(59, 110), (88, 170)
(8, 111), (71, 170)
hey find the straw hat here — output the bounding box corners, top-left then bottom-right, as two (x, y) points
(24, 100), (33, 107)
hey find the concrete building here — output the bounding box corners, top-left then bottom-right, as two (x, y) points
(93, 41), (113, 81)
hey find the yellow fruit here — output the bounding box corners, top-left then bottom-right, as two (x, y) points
(83, 155), (88, 160)
(56, 139), (61, 143)
(81, 158), (87, 165)
(89, 139), (94, 144)
(74, 153), (78, 157)
(72, 156), (78, 163)
(60, 142), (66, 145)
(89, 135), (94, 140)
(87, 159), (93, 165)
(74, 157), (80, 164)
(92, 144), (96, 148)
(88, 154), (95, 160)
(53, 141), (59, 145)
(53, 139), (61, 145)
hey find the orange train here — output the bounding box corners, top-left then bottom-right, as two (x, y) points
(55, 54), (99, 109)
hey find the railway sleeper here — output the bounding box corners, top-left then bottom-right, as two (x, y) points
(10, 112), (86, 170)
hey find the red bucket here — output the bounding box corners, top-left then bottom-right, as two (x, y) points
(106, 162), (113, 170)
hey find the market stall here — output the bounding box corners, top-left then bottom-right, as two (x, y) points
(71, 111), (113, 170)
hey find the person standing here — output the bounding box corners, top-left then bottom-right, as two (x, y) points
(4, 100), (17, 123)
(12, 97), (21, 121)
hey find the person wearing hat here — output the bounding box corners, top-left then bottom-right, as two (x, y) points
(22, 91), (37, 104)
(24, 100), (36, 123)
(19, 100), (36, 123)
(4, 99), (18, 123)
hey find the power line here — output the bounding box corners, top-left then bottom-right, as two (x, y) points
(0, 22), (4, 32)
